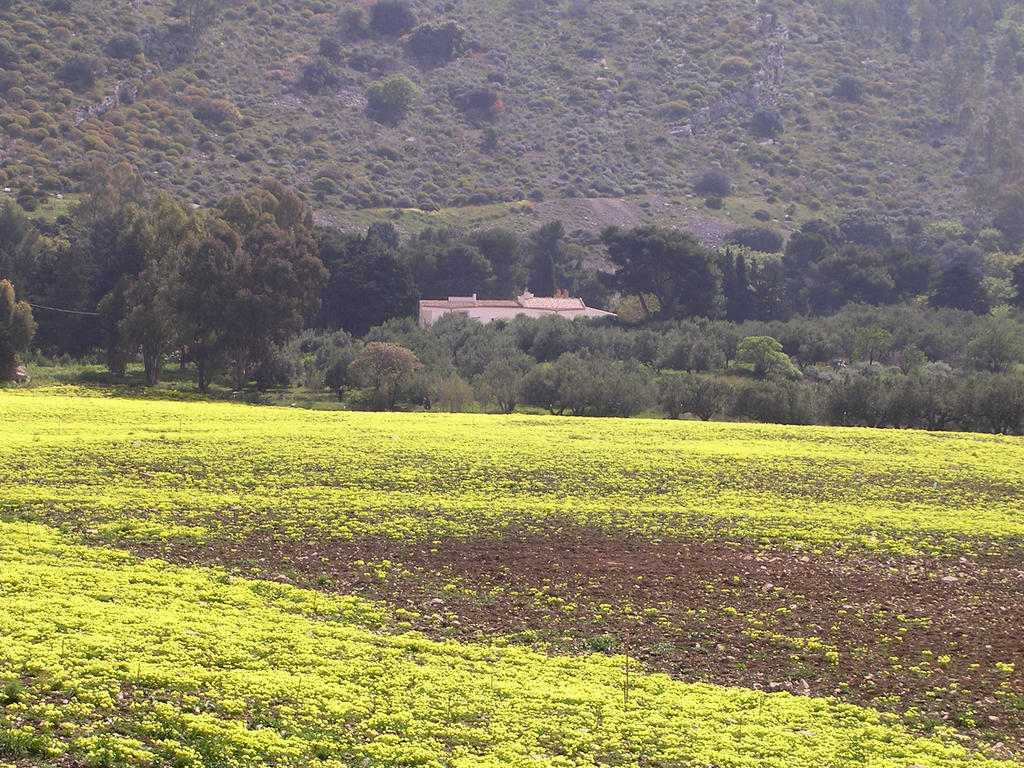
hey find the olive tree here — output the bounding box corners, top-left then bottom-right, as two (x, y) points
(348, 341), (422, 409)
(734, 335), (801, 380)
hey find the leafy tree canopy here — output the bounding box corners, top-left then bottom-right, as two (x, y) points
(602, 225), (721, 320)
(366, 74), (419, 124)
(0, 279), (35, 378)
(734, 335), (801, 380)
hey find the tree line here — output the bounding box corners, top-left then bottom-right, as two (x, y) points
(6, 166), (1024, 366)
(245, 302), (1024, 434)
(2, 169), (1024, 434)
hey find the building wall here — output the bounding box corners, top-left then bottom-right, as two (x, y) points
(419, 306), (612, 327)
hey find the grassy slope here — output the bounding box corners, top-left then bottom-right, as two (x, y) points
(0, 0), (1011, 237)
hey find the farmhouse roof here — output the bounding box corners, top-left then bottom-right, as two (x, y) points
(418, 290), (615, 328)
(420, 291), (591, 311)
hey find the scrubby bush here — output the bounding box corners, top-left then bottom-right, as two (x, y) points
(0, 70), (22, 94)
(193, 98), (241, 126)
(694, 168), (731, 196)
(318, 37), (343, 61)
(369, 0), (416, 35)
(56, 53), (102, 91)
(833, 75), (864, 102)
(727, 226), (784, 253)
(657, 101), (691, 120)
(719, 55), (752, 76)
(749, 108), (783, 138)
(454, 87), (504, 124)
(406, 21), (467, 64)
(106, 33), (143, 59)
(347, 52), (397, 73)
(299, 57), (339, 95)
(0, 40), (16, 67)
(366, 74), (418, 123)
(338, 6), (369, 38)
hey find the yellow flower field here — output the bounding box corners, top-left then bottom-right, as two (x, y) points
(0, 521), (1015, 768)
(1, 389), (1022, 766)
(2, 389), (1022, 553)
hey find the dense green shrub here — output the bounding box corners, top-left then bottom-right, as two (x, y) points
(519, 353), (652, 417)
(750, 108), (783, 138)
(318, 37), (342, 61)
(833, 76), (864, 102)
(658, 372), (732, 420)
(406, 22), (467, 64)
(730, 379), (814, 424)
(299, 57), (339, 95)
(727, 227), (784, 253)
(0, 279), (36, 379)
(369, 0), (416, 35)
(694, 169), (731, 196)
(105, 33), (143, 59)
(56, 53), (102, 91)
(453, 87), (504, 124)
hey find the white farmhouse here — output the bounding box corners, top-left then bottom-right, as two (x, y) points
(418, 291), (616, 328)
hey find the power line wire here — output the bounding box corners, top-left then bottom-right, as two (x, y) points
(27, 299), (98, 313)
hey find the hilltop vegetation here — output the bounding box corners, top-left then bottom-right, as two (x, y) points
(2, 0), (1024, 233)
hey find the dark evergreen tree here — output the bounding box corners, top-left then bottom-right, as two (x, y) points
(168, 221), (243, 390)
(719, 249), (755, 322)
(1012, 259), (1024, 309)
(468, 228), (526, 299)
(805, 245), (895, 315)
(602, 226), (721, 320)
(930, 262), (989, 314)
(406, 229), (495, 300)
(528, 221), (580, 297)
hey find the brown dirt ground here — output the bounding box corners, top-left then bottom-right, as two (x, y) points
(121, 525), (1024, 759)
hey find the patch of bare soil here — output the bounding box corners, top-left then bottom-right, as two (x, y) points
(123, 526), (1024, 758)
(534, 197), (643, 234)
(684, 211), (736, 249)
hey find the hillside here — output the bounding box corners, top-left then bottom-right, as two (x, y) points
(2, 0), (1024, 236)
